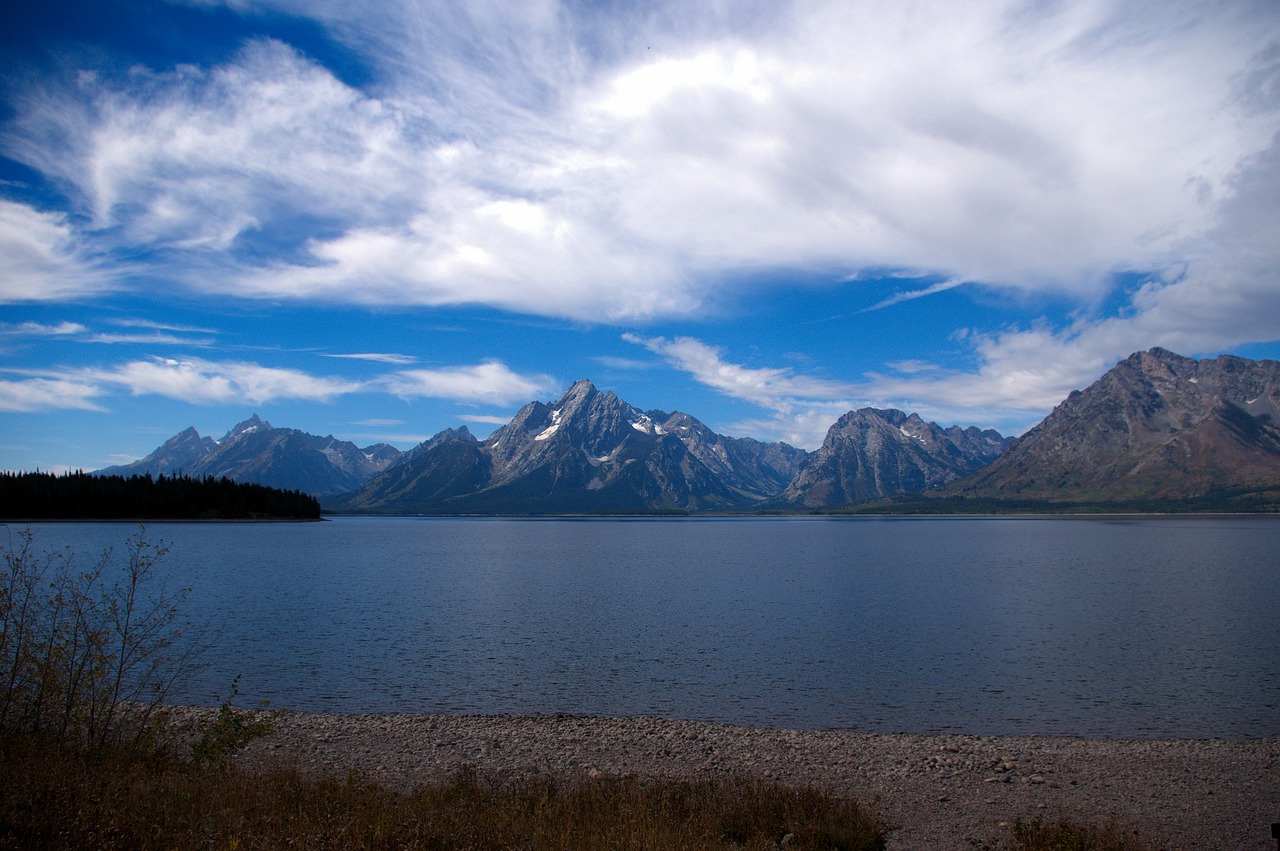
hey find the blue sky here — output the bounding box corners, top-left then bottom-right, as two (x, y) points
(3, 0), (1280, 472)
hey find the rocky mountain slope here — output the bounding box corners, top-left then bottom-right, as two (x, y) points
(947, 347), (1280, 504)
(97, 415), (403, 497)
(100, 382), (1012, 512)
(91, 348), (1280, 511)
(781, 408), (1011, 508)
(336, 380), (809, 513)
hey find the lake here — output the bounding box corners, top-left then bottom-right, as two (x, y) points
(10, 515), (1279, 738)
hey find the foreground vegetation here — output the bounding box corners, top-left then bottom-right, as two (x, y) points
(1, 740), (893, 850)
(0, 471), (321, 520)
(0, 529), (1160, 850)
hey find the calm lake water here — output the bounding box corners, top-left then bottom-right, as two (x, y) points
(11, 515), (1279, 738)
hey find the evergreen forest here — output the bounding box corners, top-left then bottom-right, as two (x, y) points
(0, 471), (321, 520)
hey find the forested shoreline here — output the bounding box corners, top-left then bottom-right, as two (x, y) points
(0, 471), (321, 520)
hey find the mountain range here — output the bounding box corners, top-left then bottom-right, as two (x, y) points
(96, 348), (1280, 512)
(98, 415), (403, 497)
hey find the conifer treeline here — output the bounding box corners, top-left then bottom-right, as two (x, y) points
(0, 471), (321, 520)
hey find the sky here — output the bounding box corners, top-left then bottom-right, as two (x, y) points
(3, 0), (1280, 473)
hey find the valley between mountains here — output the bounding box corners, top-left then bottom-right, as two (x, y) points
(99, 348), (1280, 513)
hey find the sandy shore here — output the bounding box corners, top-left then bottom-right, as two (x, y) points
(166, 708), (1278, 850)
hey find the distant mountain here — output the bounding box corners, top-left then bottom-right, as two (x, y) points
(947, 348), (1280, 505)
(97, 415), (403, 497)
(336, 380), (807, 514)
(90, 349), (1280, 513)
(103, 426), (218, 478)
(779, 408), (1012, 508)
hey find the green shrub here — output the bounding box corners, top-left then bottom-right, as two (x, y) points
(191, 675), (275, 768)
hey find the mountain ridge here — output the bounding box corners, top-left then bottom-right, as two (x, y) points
(98, 415), (404, 497)
(945, 347), (1280, 506)
(96, 348), (1280, 513)
(335, 380), (998, 514)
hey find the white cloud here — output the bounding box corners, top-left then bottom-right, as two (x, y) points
(624, 333), (856, 409)
(1, 321), (87, 336)
(625, 332), (870, 448)
(383, 360), (554, 405)
(4, 357), (364, 407)
(86, 332), (216, 345)
(6, 2), (1273, 324)
(623, 329), (1087, 445)
(861, 279), (965, 313)
(459, 413), (513, 426)
(3, 0), (1278, 406)
(324, 352), (419, 365)
(82, 356), (365, 404)
(0, 201), (113, 302)
(0, 377), (105, 412)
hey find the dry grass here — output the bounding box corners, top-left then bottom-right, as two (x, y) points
(1008, 814), (1163, 851)
(0, 735), (889, 850)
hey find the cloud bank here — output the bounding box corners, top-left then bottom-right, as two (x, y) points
(3, 0), (1278, 433)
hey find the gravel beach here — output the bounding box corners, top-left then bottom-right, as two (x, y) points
(167, 709), (1278, 849)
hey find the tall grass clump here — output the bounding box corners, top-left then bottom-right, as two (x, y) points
(1008, 814), (1162, 851)
(0, 526), (200, 750)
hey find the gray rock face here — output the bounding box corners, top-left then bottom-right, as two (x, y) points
(949, 347), (1280, 502)
(342, 380), (804, 513)
(780, 408), (1011, 507)
(98, 426), (218, 478)
(98, 415), (404, 497)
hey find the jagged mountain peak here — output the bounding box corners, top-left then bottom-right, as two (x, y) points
(558, 378), (599, 404)
(224, 414), (272, 440)
(99, 415), (404, 497)
(781, 407), (1011, 508)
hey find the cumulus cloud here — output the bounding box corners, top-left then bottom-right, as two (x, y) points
(382, 360), (554, 405)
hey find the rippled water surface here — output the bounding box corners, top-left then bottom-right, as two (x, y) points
(16, 515), (1280, 737)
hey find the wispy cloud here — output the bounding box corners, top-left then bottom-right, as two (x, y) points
(624, 333), (856, 408)
(0, 377), (105, 412)
(85, 332), (217, 346)
(624, 332), (866, 448)
(0, 200), (115, 303)
(323, 352), (419, 365)
(861, 279), (965, 312)
(2, 357), (363, 409)
(87, 357), (365, 404)
(459, 413), (513, 426)
(1, 321), (87, 337)
(6, 0), (1275, 348)
(353, 418), (406, 427)
(3, 0), (1279, 448)
(382, 360), (554, 405)
(593, 355), (653, 371)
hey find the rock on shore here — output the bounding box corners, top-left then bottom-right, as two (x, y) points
(166, 708), (1279, 850)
